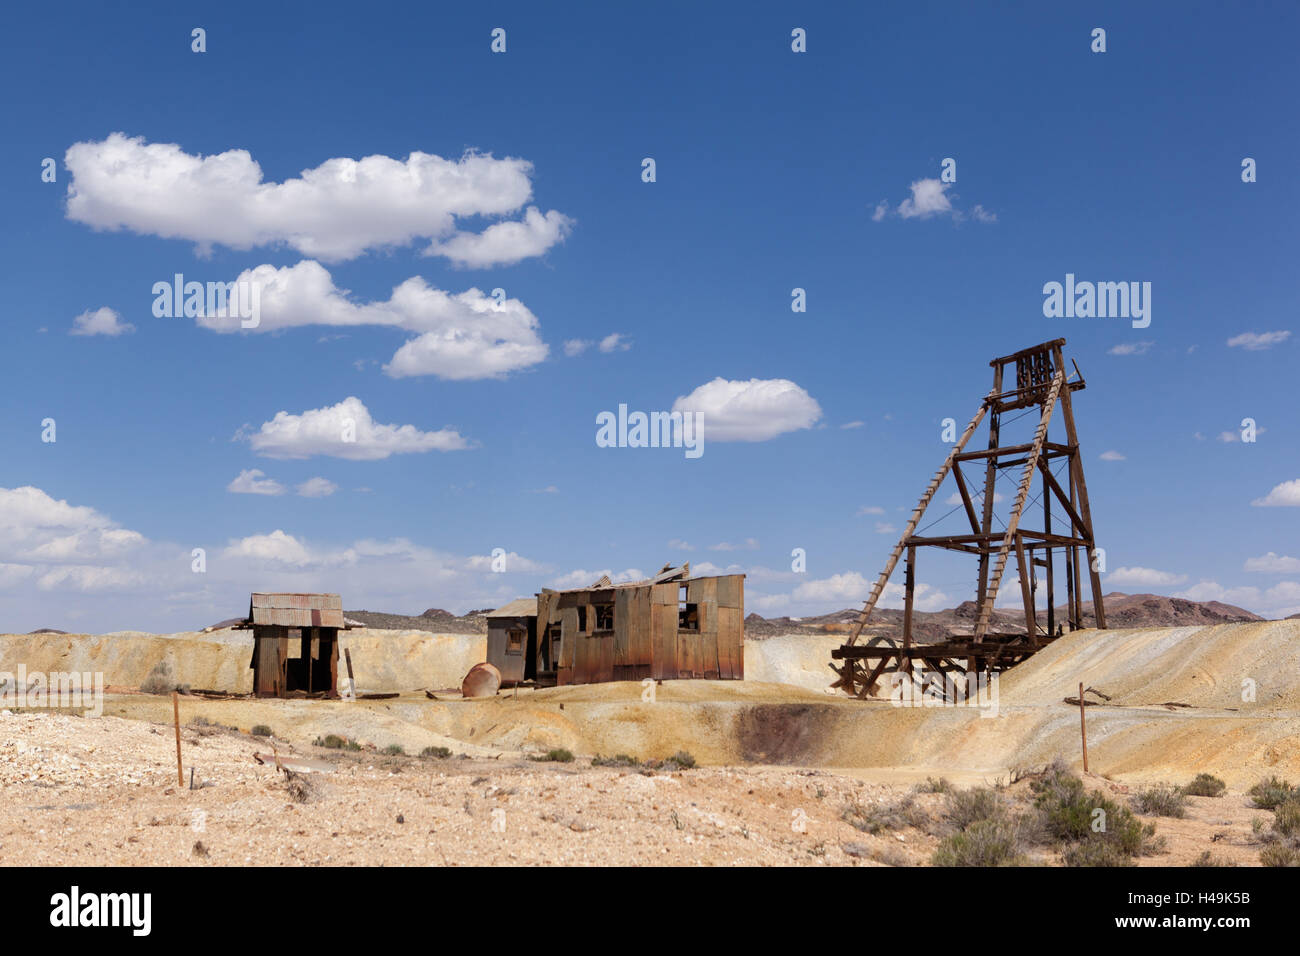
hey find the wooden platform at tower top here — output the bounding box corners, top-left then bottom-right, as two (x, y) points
(831, 338), (1107, 698)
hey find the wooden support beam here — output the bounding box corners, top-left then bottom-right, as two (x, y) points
(845, 390), (996, 644)
(972, 367), (1065, 642)
(1015, 533), (1037, 648)
(951, 463), (982, 535)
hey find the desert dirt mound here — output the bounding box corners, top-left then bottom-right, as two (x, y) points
(4, 621), (1299, 787)
(0, 710), (1276, 867)
(0, 627), (487, 695)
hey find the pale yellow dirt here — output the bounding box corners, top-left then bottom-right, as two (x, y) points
(0, 710), (1278, 866)
(2, 620), (1298, 865)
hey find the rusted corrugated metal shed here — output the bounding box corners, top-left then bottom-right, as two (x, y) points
(485, 598), (538, 685)
(240, 593), (346, 698)
(492, 563), (744, 687)
(249, 592), (345, 629)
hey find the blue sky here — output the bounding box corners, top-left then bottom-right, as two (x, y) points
(1, 1), (1297, 633)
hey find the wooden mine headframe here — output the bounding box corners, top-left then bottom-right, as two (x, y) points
(831, 338), (1106, 698)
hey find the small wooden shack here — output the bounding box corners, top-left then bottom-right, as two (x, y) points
(485, 598), (538, 685)
(237, 593), (348, 698)
(486, 563), (745, 686)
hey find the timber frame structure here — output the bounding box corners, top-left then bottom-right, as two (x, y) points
(831, 339), (1106, 698)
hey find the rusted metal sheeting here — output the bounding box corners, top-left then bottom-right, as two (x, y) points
(486, 597), (537, 618)
(250, 592), (344, 629)
(545, 569), (745, 686)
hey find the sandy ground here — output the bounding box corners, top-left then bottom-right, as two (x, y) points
(0, 709), (1277, 867)
(2, 620), (1298, 864)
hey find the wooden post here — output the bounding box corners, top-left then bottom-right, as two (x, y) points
(344, 647), (355, 697)
(172, 691), (184, 787)
(1078, 681), (1089, 773)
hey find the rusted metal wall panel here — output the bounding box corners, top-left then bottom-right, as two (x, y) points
(613, 587), (633, 673)
(556, 605), (579, 685)
(250, 593), (345, 629)
(716, 606), (744, 679)
(650, 584), (676, 679)
(629, 585), (653, 679)
(486, 619), (527, 683)
(716, 575), (743, 609)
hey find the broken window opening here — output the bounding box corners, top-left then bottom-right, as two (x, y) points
(594, 603), (614, 631)
(678, 603), (700, 631)
(506, 627), (525, 655)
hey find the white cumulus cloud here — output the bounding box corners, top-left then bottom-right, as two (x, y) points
(874, 177), (995, 223)
(1107, 566), (1188, 587)
(1252, 479), (1300, 507)
(227, 469), (285, 496)
(1244, 552), (1300, 573)
(672, 377), (821, 442)
(198, 260), (548, 380)
(426, 206), (573, 268)
(296, 477), (338, 498)
(240, 396), (471, 460)
(64, 133), (569, 265)
(71, 306), (134, 337)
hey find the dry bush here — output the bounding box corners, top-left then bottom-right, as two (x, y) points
(932, 818), (1024, 867)
(139, 660), (175, 695)
(1260, 845), (1300, 867)
(1272, 799), (1300, 839)
(1182, 773), (1226, 797)
(1192, 850), (1236, 867)
(1133, 785), (1188, 818)
(842, 794), (932, 835)
(1248, 776), (1295, 810)
(944, 786), (1006, 831)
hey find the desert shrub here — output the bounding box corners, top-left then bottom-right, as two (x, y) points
(1182, 773), (1226, 797)
(1261, 845), (1300, 867)
(382, 743), (405, 756)
(250, 724), (273, 738)
(869, 844), (912, 867)
(914, 777), (954, 795)
(843, 795), (931, 835)
(944, 787), (1005, 831)
(1062, 839), (1136, 867)
(931, 817), (1024, 867)
(1133, 785), (1187, 818)
(1031, 764), (1098, 841)
(1192, 850), (1236, 867)
(1030, 762), (1157, 858)
(314, 734), (360, 751)
(138, 660), (175, 695)
(535, 748), (574, 763)
(661, 750), (696, 771)
(420, 745), (452, 759)
(1249, 776), (1295, 810)
(592, 753), (640, 768)
(1272, 799), (1300, 839)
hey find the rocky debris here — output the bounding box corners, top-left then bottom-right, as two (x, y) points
(343, 608), (487, 634)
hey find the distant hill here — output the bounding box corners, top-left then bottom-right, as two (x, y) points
(744, 592), (1264, 641)
(340, 607), (489, 634)
(194, 591), (1264, 641)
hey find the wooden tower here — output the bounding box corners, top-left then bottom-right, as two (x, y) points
(831, 339), (1106, 698)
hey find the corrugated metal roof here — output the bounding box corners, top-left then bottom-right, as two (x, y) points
(553, 563), (690, 593)
(248, 592), (345, 629)
(486, 597), (538, 618)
